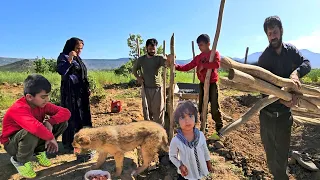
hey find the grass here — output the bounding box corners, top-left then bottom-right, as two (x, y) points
(114, 89), (140, 99)
(0, 91), (18, 109)
(0, 70), (228, 85)
(0, 68), (318, 85)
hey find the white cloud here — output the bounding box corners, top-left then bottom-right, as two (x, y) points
(287, 30), (320, 53)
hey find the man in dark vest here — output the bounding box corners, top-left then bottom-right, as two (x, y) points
(258, 16), (311, 180)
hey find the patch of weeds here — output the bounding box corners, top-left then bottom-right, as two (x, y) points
(90, 93), (106, 104)
(50, 86), (61, 105)
(250, 92), (261, 96)
(222, 89), (242, 96)
(206, 172), (214, 179)
(115, 89), (140, 99)
(0, 91), (16, 109)
(226, 162), (246, 179)
(58, 161), (68, 164)
(211, 159), (219, 166)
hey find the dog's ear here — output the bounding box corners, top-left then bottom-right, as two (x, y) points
(78, 136), (91, 146)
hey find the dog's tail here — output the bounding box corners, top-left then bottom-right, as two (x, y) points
(161, 135), (169, 152)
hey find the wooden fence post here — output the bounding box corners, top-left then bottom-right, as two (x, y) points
(244, 47), (249, 64)
(200, 0), (227, 132)
(162, 40), (166, 111)
(169, 33), (175, 141)
(192, 41), (196, 83)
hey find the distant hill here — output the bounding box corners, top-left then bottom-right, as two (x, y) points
(82, 58), (129, 70)
(0, 49), (319, 71)
(0, 57), (191, 71)
(0, 57), (26, 66)
(174, 49), (320, 68)
(232, 49), (320, 67)
(0, 59), (34, 72)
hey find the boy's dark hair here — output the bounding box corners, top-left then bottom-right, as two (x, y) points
(146, 38), (158, 47)
(263, 16), (283, 34)
(62, 37), (84, 55)
(196, 34), (210, 44)
(24, 74), (52, 96)
(174, 100), (198, 124)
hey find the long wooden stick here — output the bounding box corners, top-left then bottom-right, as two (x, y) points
(137, 38), (149, 120)
(228, 68), (320, 113)
(162, 40), (166, 112)
(219, 77), (261, 93)
(228, 68), (292, 101)
(221, 56), (320, 96)
(201, 0), (226, 132)
(217, 95), (320, 137)
(293, 116), (320, 125)
(169, 33), (175, 141)
(192, 41), (196, 83)
(244, 47), (249, 64)
(298, 94), (320, 106)
(221, 56), (296, 88)
(300, 85), (320, 97)
(219, 95), (279, 136)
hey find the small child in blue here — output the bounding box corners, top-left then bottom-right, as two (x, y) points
(169, 101), (213, 180)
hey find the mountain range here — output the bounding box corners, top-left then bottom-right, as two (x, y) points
(230, 49), (320, 67)
(0, 49), (319, 71)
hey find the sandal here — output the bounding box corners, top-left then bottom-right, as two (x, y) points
(291, 151), (319, 171)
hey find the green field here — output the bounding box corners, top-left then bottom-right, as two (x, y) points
(0, 69), (317, 85)
(0, 70), (228, 85)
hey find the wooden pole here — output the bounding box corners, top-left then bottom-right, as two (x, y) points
(293, 116), (320, 126)
(169, 33), (175, 141)
(136, 38), (144, 166)
(137, 38), (149, 120)
(192, 41), (196, 83)
(298, 94), (320, 106)
(228, 68), (320, 113)
(219, 95), (279, 136)
(228, 68), (292, 101)
(221, 56), (320, 96)
(162, 40), (166, 111)
(244, 47), (249, 64)
(219, 77), (261, 93)
(201, 0), (226, 132)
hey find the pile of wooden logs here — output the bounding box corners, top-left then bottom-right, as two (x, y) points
(217, 56), (320, 137)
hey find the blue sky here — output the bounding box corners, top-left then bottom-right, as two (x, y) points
(0, 0), (319, 59)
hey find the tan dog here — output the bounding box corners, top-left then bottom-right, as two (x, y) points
(72, 121), (169, 177)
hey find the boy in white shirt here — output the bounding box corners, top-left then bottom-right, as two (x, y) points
(169, 101), (213, 180)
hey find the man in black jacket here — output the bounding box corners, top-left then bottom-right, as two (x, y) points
(258, 16), (311, 180)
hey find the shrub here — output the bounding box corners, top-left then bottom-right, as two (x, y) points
(34, 57), (57, 73)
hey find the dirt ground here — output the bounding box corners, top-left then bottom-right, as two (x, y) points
(0, 83), (320, 180)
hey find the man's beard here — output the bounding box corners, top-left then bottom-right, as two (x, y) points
(147, 51), (155, 56)
(269, 37), (282, 49)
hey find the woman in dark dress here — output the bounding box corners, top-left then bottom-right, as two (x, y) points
(56, 37), (93, 159)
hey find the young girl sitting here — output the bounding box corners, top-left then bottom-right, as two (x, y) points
(169, 101), (213, 180)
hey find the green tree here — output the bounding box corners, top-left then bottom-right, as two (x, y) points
(114, 34), (164, 76)
(34, 57), (49, 73)
(34, 57), (57, 73)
